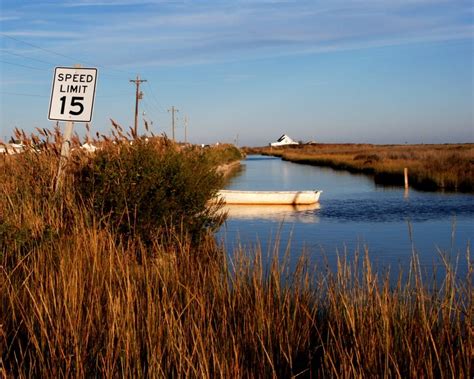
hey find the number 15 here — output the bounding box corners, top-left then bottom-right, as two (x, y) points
(59, 96), (84, 115)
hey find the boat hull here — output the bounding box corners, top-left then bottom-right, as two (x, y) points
(217, 190), (322, 205)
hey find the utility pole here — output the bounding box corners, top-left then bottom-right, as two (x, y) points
(184, 115), (188, 144)
(168, 106), (179, 141)
(129, 75), (147, 137)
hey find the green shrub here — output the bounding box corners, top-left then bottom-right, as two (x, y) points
(75, 139), (224, 245)
(203, 143), (243, 164)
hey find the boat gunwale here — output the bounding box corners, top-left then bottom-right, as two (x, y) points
(218, 190), (322, 195)
(216, 189), (322, 205)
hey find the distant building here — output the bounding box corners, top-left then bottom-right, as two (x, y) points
(80, 142), (98, 153)
(0, 142), (25, 155)
(270, 134), (299, 147)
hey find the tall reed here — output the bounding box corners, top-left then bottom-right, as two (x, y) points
(2, 232), (471, 377)
(1, 129), (472, 377)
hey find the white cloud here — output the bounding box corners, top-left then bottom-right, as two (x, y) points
(2, 0), (471, 68)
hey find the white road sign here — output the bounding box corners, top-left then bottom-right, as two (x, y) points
(48, 67), (98, 122)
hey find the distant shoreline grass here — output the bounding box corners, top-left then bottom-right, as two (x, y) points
(244, 143), (474, 192)
(1, 129), (472, 376)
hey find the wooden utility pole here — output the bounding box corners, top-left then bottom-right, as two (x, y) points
(168, 106), (179, 141)
(130, 75), (147, 137)
(184, 115), (188, 143)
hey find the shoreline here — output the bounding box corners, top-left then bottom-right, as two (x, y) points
(244, 144), (474, 193)
(216, 159), (241, 177)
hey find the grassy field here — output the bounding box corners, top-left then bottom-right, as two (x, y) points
(245, 143), (474, 192)
(1, 130), (472, 377)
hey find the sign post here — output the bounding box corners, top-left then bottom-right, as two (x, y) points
(48, 65), (98, 190)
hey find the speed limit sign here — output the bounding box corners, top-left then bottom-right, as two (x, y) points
(48, 67), (98, 122)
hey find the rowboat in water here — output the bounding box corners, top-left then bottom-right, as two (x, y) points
(217, 190), (322, 205)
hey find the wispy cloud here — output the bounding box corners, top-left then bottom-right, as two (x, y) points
(61, 0), (175, 7)
(0, 16), (20, 22)
(2, 0), (472, 68)
(2, 31), (81, 39)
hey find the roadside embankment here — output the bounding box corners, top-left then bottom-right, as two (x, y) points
(208, 143), (243, 177)
(245, 143), (474, 192)
(216, 159), (241, 176)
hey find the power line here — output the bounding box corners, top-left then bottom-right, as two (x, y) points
(141, 101), (163, 134)
(2, 50), (56, 66)
(0, 90), (129, 99)
(1, 33), (80, 63)
(0, 59), (45, 71)
(142, 100), (167, 134)
(96, 93), (131, 98)
(144, 81), (167, 113)
(142, 98), (163, 120)
(0, 91), (46, 98)
(142, 92), (167, 116)
(0, 33), (136, 77)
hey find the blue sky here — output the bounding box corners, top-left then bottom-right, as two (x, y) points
(0, 0), (473, 146)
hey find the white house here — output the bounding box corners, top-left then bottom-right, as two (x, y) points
(270, 134), (299, 147)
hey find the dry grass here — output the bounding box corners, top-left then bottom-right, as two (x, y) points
(1, 132), (472, 377)
(2, 230), (472, 377)
(246, 144), (474, 192)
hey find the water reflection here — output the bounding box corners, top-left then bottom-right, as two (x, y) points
(218, 155), (474, 279)
(221, 203), (320, 223)
(245, 156), (279, 161)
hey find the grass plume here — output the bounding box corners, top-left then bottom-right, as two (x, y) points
(1, 129), (471, 377)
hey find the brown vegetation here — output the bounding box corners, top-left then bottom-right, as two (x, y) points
(1, 129), (472, 377)
(246, 144), (474, 192)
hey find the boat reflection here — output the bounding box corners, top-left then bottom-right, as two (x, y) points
(221, 203), (320, 223)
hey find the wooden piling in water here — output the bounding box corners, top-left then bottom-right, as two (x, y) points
(404, 167), (409, 189)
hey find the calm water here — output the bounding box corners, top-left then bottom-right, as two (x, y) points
(216, 155), (474, 278)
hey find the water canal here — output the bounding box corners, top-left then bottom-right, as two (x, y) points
(216, 155), (474, 278)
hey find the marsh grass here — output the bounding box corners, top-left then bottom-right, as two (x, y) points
(2, 231), (471, 377)
(1, 130), (472, 377)
(247, 144), (474, 192)
(0, 125), (228, 252)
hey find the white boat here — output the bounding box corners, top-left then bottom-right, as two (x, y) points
(217, 190), (322, 205)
